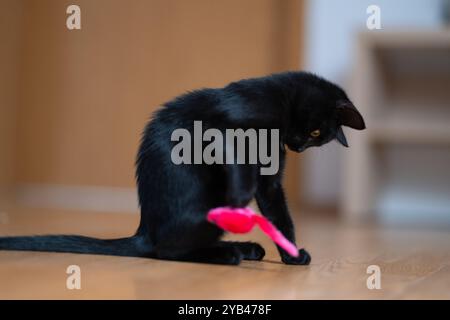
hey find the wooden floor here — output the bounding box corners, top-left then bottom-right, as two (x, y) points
(0, 207), (449, 299)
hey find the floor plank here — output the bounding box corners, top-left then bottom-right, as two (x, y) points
(0, 207), (449, 299)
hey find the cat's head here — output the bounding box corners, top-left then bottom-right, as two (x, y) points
(285, 74), (365, 153)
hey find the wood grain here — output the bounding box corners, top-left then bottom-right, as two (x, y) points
(0, 207), (449, 299)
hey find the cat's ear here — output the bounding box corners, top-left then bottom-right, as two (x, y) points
(336, 126), (349, 147)
(336, 100), (366, 130)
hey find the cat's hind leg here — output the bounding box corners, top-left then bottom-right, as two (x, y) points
(152, 241), (265, 265)
(153, 243), (243, 265)
(218, 241), (265, 261)
(150, 219), (244, 265)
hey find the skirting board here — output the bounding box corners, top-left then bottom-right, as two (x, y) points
(15, 184), (139, 213)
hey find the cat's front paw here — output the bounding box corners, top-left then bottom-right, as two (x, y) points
(281, 248), (311, 265)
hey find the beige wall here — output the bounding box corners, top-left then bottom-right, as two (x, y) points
(0, 0), (23, 203)
(2, 0), (303, 208)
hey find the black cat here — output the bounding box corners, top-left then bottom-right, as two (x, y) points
(0, 71), (365, 265)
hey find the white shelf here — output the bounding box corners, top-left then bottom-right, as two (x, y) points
(370, 114), (450, 145)
(342, 30), (450, 222)
(359, 29), (450, 49)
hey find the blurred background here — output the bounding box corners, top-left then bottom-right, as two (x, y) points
(0, 0), (450, 230)
(0, 0), (302, 216)
(1, 0), (450, 300)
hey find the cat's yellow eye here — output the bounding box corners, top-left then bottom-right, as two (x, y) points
(310, 129), (321, 138)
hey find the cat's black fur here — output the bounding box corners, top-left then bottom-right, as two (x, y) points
(0, 71), (365, 265)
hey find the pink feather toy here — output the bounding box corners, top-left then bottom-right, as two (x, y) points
(207, 207), (299, 257)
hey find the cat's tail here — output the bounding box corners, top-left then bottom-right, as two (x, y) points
(0, 234), (152, 257)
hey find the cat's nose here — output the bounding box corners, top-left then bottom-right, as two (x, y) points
(297, 140), (314, 152)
